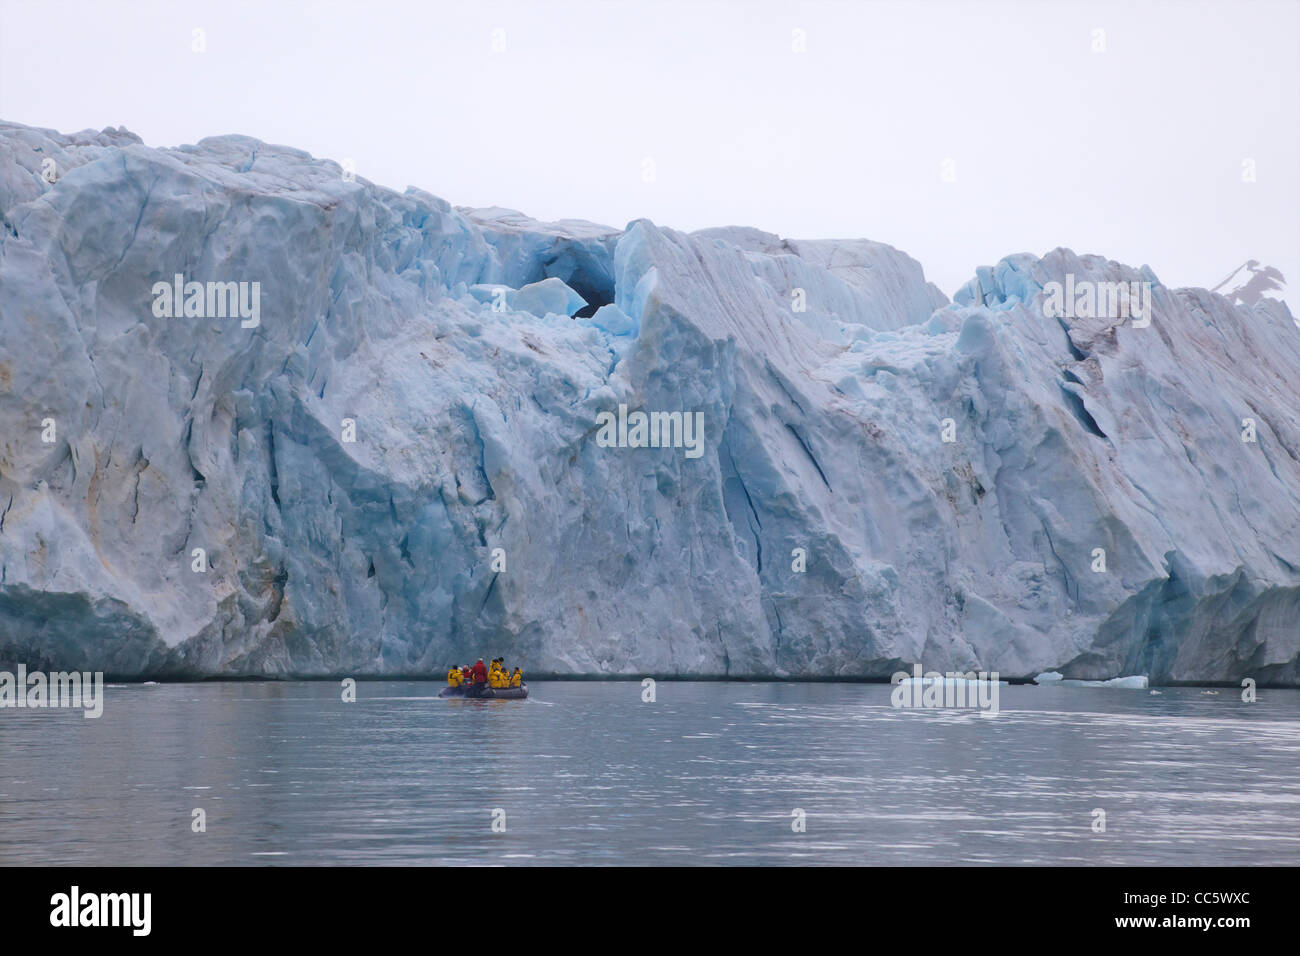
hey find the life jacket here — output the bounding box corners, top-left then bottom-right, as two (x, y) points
(447, 668), (462, 686)
(510, 670), (522, 688)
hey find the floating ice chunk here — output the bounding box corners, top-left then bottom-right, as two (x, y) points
(1059, 675), (1150, 689)
(1033, 671), (1064, 683)
(898, 675), (1009, 687)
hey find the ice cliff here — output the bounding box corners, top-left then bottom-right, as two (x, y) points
(1, 122), (1298, 684)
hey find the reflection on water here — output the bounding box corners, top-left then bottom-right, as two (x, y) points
(1, 681), (1297, 865)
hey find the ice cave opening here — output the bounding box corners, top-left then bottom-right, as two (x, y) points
(541, 248), (616, 319)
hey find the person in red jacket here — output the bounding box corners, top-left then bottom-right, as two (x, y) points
(470, 659), (488, 685)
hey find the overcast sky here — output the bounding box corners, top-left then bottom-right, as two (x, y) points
(2, 0), (1297, 308)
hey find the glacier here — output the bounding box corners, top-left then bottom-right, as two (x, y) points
(1, 121), (1298, 684)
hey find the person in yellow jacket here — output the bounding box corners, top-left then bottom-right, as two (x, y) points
(489, 659), (505, 688)
(509, 667), (523, 688)
(447, 666), (463, 687)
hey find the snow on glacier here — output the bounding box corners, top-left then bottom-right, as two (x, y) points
(1, 120), (1298, 683)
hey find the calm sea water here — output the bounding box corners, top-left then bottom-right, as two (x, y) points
(1, 680), (1297, 866)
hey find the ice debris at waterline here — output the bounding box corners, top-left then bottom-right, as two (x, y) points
(1035, 672), (1149, 690)
(1, 122), (1298, 684)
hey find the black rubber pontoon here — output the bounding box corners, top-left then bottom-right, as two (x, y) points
(439, 683), (528, 699)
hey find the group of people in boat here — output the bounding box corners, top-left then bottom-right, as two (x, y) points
(446, 657), (523, 689)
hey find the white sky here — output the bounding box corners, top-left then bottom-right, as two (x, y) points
(2, 0), (1297, 308)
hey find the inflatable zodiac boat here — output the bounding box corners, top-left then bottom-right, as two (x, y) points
(439, 683), (528, 700)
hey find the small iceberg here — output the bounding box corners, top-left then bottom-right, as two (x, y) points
(1059, 675), (1149, 689)
(898, 676), (1008, 687)
(1033, 671), (1064, 684)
